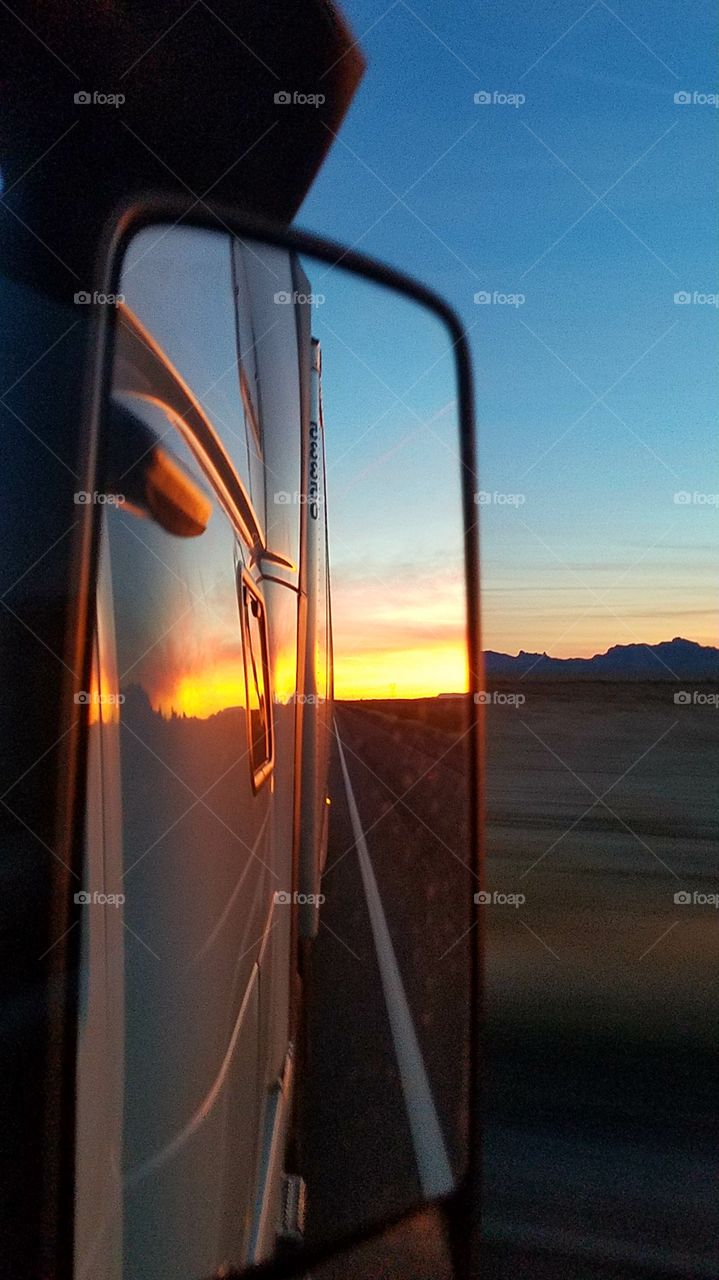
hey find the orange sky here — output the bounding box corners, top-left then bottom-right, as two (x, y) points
(330, 566), (717, 699)
(104, 561), (714, 716)
(331, 568), (468, 700)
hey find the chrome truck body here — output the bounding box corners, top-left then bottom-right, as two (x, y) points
(297, 340), (334, 938)
(74, 233), (333, 1278)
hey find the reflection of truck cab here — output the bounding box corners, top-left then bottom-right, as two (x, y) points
(74, 233), (334, 1277)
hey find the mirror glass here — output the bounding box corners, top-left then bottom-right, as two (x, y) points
(76, 222), (474, 1278)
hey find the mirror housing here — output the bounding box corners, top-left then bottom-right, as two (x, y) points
(79, 192), (481, 1280)
(0, 1), (364, 301)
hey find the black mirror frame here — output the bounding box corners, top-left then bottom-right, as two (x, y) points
(78, 196), (485, 1280)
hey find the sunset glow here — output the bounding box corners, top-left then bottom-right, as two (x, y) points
(329, 564), (468, 700)
(335, 642), (468, 701)
(152, 665), (247, 720)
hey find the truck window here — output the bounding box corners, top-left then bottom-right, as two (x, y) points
(240, 573), (273, 787)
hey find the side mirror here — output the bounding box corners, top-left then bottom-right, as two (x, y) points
(74, 201), (483, 1279)
(105, 400), (213, 537)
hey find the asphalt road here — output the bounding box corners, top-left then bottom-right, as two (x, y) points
(299, 694), (719, 1278)
(300, 702), (473, 1244)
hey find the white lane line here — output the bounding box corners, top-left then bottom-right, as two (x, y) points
(335, 723), (454, 1199)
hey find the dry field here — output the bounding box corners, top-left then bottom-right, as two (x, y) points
(347, 681), (719, 1045)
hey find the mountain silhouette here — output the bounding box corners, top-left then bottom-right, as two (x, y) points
(482, 638), (719, 681)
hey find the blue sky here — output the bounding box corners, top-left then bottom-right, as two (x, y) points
(300, 0), (717, 656)
(300, 261), (468, 696)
